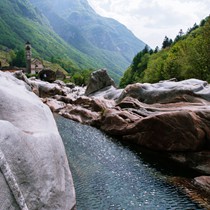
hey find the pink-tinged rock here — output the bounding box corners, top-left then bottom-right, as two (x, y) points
(100, 108), (141, 135)
(60, 104), (100, 125)
(43, 98), (66, 112)
(58, 95), (116, 126)
(122, 111), (206, 151)
(99, 97), (208, 151)
(194, 176), (210, 192)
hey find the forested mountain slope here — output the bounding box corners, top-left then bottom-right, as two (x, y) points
(120, 16), (210, 87)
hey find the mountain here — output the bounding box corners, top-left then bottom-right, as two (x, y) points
(0, 0), (146, 82)
(29, 0), (146, 81)
(0, 0), (95, 70)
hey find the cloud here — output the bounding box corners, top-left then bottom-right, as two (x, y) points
(87, 0), (210, 48)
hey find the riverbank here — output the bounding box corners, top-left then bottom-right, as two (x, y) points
(12, 69), (210, 207)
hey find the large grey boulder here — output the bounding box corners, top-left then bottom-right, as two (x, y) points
(85, 69), (116, 95)
(0, 72), (76, 210)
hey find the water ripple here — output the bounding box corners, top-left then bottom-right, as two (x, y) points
(56, 116), (204, 210)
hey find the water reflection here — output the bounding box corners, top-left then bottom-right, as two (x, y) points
(56, 116), (204, 210)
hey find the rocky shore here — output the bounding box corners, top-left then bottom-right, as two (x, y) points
(10, 69), (210, 205)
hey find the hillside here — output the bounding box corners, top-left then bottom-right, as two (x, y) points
(0, 0), (146, 82)
(29, 0), (146, 81)
(120, 16), (210, 87)
(0, 0), (97, 71)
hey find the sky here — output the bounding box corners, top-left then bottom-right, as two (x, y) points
(87, 0), (210, 49)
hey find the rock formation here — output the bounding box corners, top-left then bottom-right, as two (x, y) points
(19, 70), (210, 154)
(38, 69), (56, 83)
(51, 78), (210, 152)
(194, 176), (210, 192)
(12, 69), (210, 198)
(85, 69), (116, 95)
(0, 71), (76, 209)
(23, 71), (209, 153)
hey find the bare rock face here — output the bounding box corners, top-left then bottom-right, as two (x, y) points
(170, 151), (210, 174)
(13, 71), (67, 98)
(98, 96), (209, 151)
(118, 79), (210, 104)
(30, 80), (66, 98)
(105, 79), (210, 152)
(52, 78), (210, 153)
(0, 72), (76, 210)
(85, 69), (116, 95)
(58, 96), (115, 125)
(194, 176), (210, 192)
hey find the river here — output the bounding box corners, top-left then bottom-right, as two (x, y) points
(56, 116), (204, 210)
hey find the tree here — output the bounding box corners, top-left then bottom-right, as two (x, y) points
(187, 24), (198, 34)
(174, 29), (185, 43)
(154, 46), (159, 53)
(132, 51), (144, 72)
(119, 67), (133, 88)
(142, 45), (149, 54)
(132, 45), (150, 71)
(179, 29), (184, 37)
(10, 49), (26, 67)
(200, 16), (210, 80)
(162, 36), (172, 49)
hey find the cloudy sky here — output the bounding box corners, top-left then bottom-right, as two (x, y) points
(87, 0), (210, 49)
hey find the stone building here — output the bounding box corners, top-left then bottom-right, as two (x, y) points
(25, 41), (32, 74)
(31, 58), (44, 74)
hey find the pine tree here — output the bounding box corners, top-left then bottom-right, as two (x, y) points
(162, 36), (172, 49)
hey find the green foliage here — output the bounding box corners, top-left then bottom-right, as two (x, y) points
(0, 0), (148, 84)
(10, 49), (26, 67)
(119, 67), (133, 88)
(162, 36), (173, 49)
(70, 68), (94, 86)
(119, 45), (152, 87)
(25, 73), (37, 78)
(142, 50), (168, 83)
(0, 0), (116, 83)
(120, 15), (210, 86)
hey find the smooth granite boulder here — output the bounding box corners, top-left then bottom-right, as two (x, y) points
(117, 79), (210, 104)
(0, 71), (76, 210)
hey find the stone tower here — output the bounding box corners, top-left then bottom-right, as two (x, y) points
(25, 41), (32, 74)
